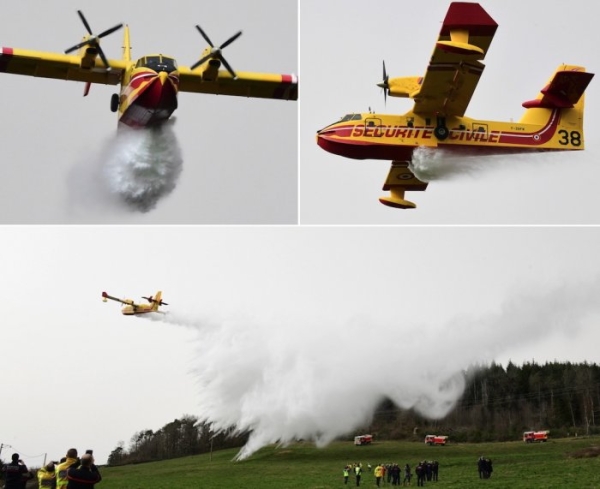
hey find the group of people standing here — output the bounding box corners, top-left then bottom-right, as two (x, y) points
(477, 456), (493, 479)
(343, 461), (437, 486)
(1, 448), (101, 489)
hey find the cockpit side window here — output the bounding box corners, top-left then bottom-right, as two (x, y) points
(340, 114), (363, 122)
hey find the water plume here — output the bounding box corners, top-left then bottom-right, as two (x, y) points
(410, 146), (484, 182)
(102, 122), (183, 212)
(67, 120), (184, 219)
(147, 276), (600, 460)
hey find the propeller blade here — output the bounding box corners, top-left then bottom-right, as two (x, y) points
(196, 25), (214, 47)
(96, 45), (111, 71)
(77, 10), (93, 36)
(220, 30), (242, 50)
(160, 301), (169, 306)
(190, 53), (212, 71)
(220, 56), (237, 79)
(380, 60), (389, 105)
(65, 39), (93, 54)
(98, 23), (123, 39)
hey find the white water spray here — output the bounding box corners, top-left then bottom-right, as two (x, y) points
(102, 122), (183, 212)
(144, 276), (600, 460)
(410, 146), (486, 182)
(67, 121), (184, 218)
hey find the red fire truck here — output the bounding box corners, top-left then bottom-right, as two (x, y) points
(523, 430), (549, 443)
(354, 434), (373, 446)
(424, 435), (448, 446)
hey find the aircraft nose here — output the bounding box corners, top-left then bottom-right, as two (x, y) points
(158, 71), (169, 85)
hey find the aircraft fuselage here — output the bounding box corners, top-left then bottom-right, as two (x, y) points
(118, 55), (180, 128)
(316, 108), (583, 162)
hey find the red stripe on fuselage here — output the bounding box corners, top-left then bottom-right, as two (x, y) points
(498, 110), (559, 145)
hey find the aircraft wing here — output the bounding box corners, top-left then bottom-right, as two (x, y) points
(177, 68), (298, 101)
(412, 2), (498, 117)
(0, 47), (126, 85)
(102, 292), (136, 307)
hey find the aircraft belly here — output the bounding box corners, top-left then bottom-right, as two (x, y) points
(317, 135), (415, 161)
(120, 77), (178, 128)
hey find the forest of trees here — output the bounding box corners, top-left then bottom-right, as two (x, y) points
(107, 361), (600, 466)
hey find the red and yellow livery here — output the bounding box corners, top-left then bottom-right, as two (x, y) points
(0, 12), (297, 129)
(316, 2), (593, 209)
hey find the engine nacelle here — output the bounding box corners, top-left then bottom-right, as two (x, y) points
(77, 38), (99, 70)
(387, 76), (423, 98)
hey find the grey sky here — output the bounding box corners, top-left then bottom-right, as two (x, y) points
(0, 0), (297, 224)
(1, 226), (599, 464)
(300, 0), (599, 224)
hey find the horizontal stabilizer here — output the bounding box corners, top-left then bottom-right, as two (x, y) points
(522, 68), (594, 109)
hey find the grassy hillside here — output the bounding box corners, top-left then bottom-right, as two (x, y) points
(100, 437), (600, 488)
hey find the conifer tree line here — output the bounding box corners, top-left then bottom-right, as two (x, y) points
(107, 361), (600, 465)
(370, 361), (600, 443)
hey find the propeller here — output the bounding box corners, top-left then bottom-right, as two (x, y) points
(190, 25), (242, 79)
(64, 10), (123, 71)
(377, 60), (390, 104)
(143, 296), (169, 306)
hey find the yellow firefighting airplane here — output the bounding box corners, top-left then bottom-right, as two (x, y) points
(316, 2), (593, 209)
(102, 291), (168, 315)
(0, 11), (297, 128)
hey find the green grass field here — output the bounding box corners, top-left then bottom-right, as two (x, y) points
(100, 437), (600, 488)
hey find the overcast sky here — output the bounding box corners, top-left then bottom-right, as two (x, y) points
(1, 226), (599, 465)
(300, 0), (599, 224)
(0, 0), (297, 224)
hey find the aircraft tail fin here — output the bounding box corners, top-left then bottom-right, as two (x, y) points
(122, 25), (131, 62)
(519, 65), (594, 126)
(152, 291), (162, 311)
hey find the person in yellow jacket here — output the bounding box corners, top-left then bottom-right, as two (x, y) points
(56, 449), (79, 489)
(374, 464), (384, 487)
(37, 462), (57, 489)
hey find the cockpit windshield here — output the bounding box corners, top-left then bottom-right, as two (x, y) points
(136, 55), (178, 73)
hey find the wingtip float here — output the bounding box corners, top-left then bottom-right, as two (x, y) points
(102, 291), (168, 315)
(316, 2), (594, 209)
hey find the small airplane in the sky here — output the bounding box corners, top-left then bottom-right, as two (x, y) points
(316, 2), (593, 209)
(102, 291), (168, 315)
(0, 11), (297, 128)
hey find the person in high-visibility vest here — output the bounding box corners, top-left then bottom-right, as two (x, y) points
(56, 449), (78, 489)
(374, 464), (384, 487)
(354, 464), (362, 486)
(343, 466), (350, 485)
(37, 462), (57, 488)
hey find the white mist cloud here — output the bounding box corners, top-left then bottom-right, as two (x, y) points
(409, 145), (563, 183)
(144, 274), (600, 460)
(103, 122), (183, 212)
(67, 121), (184, 218)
